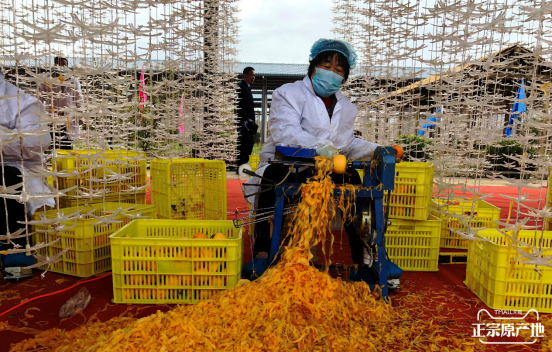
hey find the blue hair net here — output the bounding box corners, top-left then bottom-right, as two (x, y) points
(309, 38), (357, 70)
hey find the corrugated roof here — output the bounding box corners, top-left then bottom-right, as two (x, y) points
(235, 62), (308, 77)
(1, 56), (434, 80)
(235, 62), (435, 79)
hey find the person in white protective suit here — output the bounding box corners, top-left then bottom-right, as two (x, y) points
(38, 57), (84, 150)
(244, 38), (380, 261)
(0, 71), (54, 272)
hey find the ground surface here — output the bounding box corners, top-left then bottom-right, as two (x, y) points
(0, 178), (549, 351)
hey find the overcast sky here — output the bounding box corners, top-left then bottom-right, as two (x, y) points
(236, 0), (334, 64)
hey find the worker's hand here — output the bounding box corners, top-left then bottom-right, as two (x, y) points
(316, 144), (339, 160)
(241, 119), (258, 134)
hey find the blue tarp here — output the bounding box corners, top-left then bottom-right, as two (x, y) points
(417, 107), (441, 136)
(505, 79), (527, 138)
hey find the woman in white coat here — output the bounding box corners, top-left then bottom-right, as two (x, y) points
(246, 38), (380, 261)
(0, 71), (53, 271)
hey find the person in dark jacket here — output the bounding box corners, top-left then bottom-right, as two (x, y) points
(236, 67), (258, 171)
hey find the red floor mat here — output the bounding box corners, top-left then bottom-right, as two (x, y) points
(0, 181), (548, 351)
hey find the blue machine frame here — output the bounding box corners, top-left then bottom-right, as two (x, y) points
(268, 146), (396, 300)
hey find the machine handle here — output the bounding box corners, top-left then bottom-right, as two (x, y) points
(242, 169), (278, 184)
(243, 169), (259, 177)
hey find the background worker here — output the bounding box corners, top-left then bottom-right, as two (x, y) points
(0, 70), (53, 275)
(38, 56), (83, 150)
(245, 39), (380, 262)
(236, 66), (258, 172)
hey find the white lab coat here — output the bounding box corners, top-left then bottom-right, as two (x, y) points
(245, 76), (380, 205)
(0, 72), (54, 214)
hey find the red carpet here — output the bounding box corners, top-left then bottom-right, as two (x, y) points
(0, 180), (548, 351)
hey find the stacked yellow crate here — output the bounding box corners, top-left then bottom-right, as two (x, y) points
(431, 199), (501, 248)
(466, 229), (552, 313)
(32, 203), (155, 277)
(130, 158), (244, 304)
(150, 159), (226, 220)
(110, 219), (243, 304)
(384, 162), (441, 271)
(33, 150), (152, 277)
(53, 149), (147, 207)
(430, 198), (501, 264)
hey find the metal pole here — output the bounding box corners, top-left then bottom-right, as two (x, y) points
(261, 76), (267, 143)
(269, 186), (285, 264)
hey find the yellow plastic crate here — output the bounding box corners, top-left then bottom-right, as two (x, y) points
(110, 219), (243, 304)
(546, 218), (552, 231)
(248, 155), (259, 172)
(32, 202), (154, 277)
(384, 162), (434, 220)
(151, 158), (226, 220)
(52, 149), (147, 201)
(431, 199), (501, 249)
(466, 229), (552, 313)
(385, 215), (442, 271)
(59, 193), (146, 208)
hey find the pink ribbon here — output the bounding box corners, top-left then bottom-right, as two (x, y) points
(178, 94), (184, 133)
(139, 67), (147, 110)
